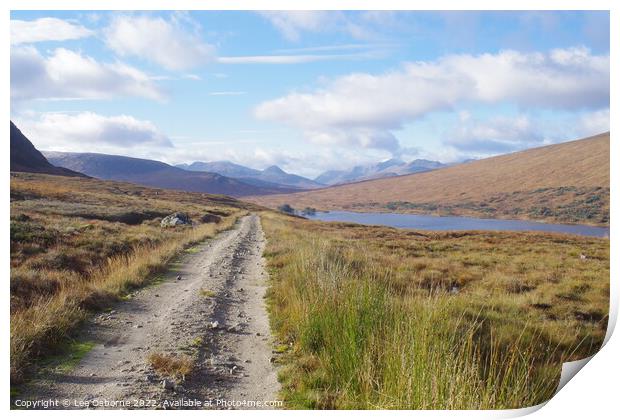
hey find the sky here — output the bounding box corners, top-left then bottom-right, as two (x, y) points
(10, 10), (610, 178)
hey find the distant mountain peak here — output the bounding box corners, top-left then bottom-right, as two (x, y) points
(175, 160), (322, 190)
(315, 158), (446, 186)
(382, 157), (405, 165)
(263, 165), (286, 174)
(376, 158), (406, 171)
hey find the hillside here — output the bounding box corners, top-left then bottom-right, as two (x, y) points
(178, 161), (323, 189)
(10, 122), (86, 177)
(249, 133), (610, 225)
(44, 152), (300, 197)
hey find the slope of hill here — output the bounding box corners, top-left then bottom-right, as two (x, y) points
(10, 122), (86, 177)
(178, 160), (323, 189)
(249, 133), (610, 225)
(44, 152), (300, 197)
(315, 158), (446, 185)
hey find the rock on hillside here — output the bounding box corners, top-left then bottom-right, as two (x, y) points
(161, 212), (192, 227)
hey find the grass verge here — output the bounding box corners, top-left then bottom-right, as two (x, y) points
(260, 212), (609, 409)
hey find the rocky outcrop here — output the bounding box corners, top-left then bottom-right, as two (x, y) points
(160, 212), (192, 227)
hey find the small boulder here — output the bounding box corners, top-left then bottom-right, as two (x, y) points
(160, 212), (192, 228)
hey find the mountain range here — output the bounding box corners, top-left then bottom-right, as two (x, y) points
(11, 120), (299, 197)
(177, 157), (448, 189)
(11, 118), (452, 197)
(314, 158), (446, 185)
(177, 161), (323, 189)
(43, 152), (302, 197)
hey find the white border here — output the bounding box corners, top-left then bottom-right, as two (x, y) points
(3, 1), (616, 419)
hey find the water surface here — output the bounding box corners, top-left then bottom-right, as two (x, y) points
(306, 211), (609, 238)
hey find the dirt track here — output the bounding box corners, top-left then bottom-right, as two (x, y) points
(25, 214), (280, 409)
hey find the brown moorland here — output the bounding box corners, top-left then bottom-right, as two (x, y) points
(248, 132), (610, 226)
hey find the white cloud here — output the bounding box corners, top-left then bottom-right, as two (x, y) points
(445, 115), (544, 154)
(259, 11), (383, 42)
(104, 15), (216, 71)
(255, 47), (609, 154)
(15, 112), (173, 153)
(258, 11), (334, 41)
(444, 108), (610, 155)
(11, 17), (93, 45)
(446, 47), (608, 108)
(11, 46), (163, 102)
(575, 108), (610, 137)
(303, 128), (402, 154)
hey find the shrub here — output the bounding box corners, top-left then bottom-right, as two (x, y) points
(278, 204), (295, 214)
(301, 207), (317, 216)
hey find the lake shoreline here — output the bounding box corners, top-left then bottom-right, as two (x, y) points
(305, 210), (610, 238)
(288, 205), (609, 228)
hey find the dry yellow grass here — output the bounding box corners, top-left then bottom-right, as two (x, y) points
(249, 133), (610, 225)
(10, 172), (254, 382)
(147, 353), (194, 380)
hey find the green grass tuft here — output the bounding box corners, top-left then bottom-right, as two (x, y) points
(40, 340), (95, 374)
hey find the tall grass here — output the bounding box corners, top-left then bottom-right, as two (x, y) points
(261, 213), (607, 409)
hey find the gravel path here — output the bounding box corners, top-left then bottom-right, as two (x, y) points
(25, 214), (280, 409)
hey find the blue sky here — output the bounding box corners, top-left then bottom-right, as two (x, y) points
(10, 11), (610, 177)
